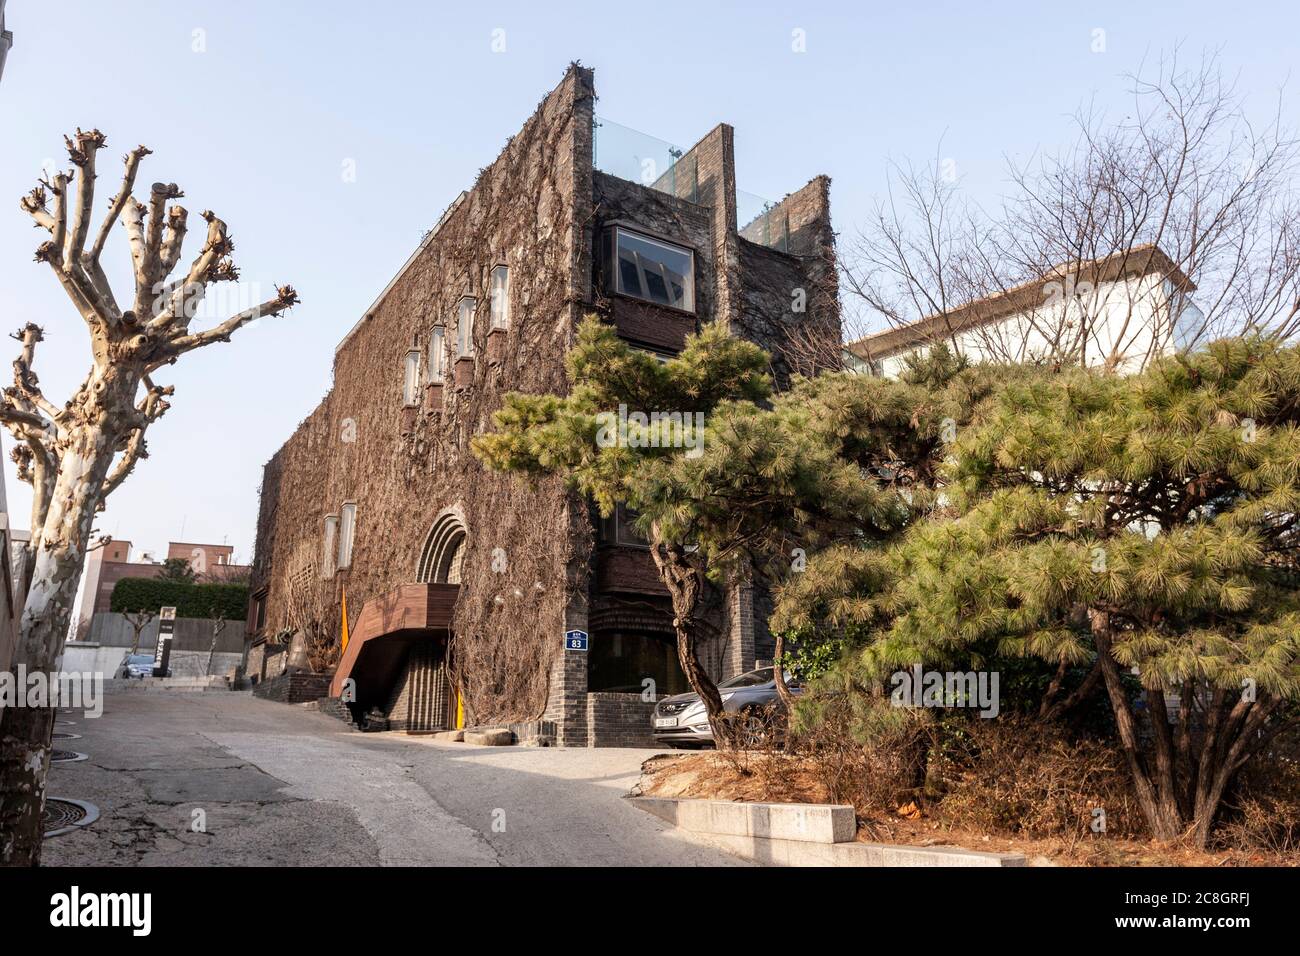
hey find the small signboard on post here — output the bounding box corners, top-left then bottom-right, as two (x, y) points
(153, 606), (177, 677)
(564, 629), (588, 652)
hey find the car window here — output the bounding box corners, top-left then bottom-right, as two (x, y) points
(720, 668), (774, 688)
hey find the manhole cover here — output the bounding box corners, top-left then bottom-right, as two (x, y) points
(50, 750), (88, 763)
(52, 732), (81, 741)
(42, 797), (100, 837)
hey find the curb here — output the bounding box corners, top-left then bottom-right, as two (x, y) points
(630, 796), (1025, 867)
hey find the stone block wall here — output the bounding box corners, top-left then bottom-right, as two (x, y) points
(251, 671), (333, 704)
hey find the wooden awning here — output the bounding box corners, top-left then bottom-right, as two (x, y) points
(329, 583), (458, 702)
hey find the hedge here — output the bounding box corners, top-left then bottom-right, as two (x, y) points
(110, 577), (249, 621)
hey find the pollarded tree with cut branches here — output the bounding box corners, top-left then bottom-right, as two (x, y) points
(0, 129), (298, 867)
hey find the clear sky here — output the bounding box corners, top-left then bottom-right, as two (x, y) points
(0, 0), (1296, 566)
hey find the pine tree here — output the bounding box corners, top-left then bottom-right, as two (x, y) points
(779, 338), (1300, 846)
(474, 316), (773, 740)
(475, 318), (993, 741)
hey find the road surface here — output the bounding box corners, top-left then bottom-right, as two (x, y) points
(40, 689), (744, 867)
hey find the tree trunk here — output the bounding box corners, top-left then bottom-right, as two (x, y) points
(648, 535), (727, 745)
(1090, 607), (1275, 848)
(0, 428), (117, 866)
(772, 630), (794, 711)
(0, 705), (55, 866)
(1089, 610), (1183, 841)
(1187, 695), (1278, 849)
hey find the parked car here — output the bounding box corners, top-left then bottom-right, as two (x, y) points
(651, 666), (802, 748)
(121, 654), (167, 679)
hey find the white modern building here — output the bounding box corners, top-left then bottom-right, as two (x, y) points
(846, 245), (1201, 377)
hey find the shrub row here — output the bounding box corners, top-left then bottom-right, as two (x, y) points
(110, 577), (248, 620)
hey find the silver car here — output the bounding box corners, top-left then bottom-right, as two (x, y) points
(651, 667), (801, 748)
(122, 653), (166, 679)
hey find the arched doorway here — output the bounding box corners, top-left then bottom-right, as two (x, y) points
(417, 509), (467, 584)
(385, 508), (467, 732)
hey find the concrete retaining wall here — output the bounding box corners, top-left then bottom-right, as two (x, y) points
(60, 642), (240, 679)
(85, 612), (245, 652)
(58, 642), (130, 678)
(634, 797), (856, 843)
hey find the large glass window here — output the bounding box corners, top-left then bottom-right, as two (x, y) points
(428, 326), (446, 383)
(456, 297), (476, 357)
(608, 227), (694, 312)
(489, 265), (510, 330)
(588, 630), (690, 696)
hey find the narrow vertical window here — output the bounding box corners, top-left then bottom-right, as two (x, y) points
(402, 349), (421, 406)
(337, 503), (357, 570)
(457, 297), (476, 357)
(489, 265), (510, 330)
(429, 326), (445, 383)
(321, 515), (339, 578)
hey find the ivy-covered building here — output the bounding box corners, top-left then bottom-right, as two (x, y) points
(248, 64), (841, 745)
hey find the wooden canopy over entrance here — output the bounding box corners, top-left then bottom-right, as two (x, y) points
(329, 583), (458, 705)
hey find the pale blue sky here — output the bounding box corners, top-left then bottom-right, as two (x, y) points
(0, 0), (1296, 562)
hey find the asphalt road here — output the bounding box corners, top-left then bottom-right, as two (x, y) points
(40, 689), (744, 867)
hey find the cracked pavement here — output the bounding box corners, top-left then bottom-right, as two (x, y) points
(40, 690), (745, 867)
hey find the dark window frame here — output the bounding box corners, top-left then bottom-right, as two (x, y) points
(602, 225), (696, 314)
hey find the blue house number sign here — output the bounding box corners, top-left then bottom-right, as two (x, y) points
(565, 629), (589, 651)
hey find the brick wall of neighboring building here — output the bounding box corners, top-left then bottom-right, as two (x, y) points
(167, 541), (236, 571)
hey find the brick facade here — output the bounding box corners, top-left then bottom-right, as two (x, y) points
(251, 671), (333, 704)
(251, 64), (840, 747)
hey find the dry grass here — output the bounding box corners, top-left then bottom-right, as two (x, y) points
(636, 718), (1300, 868)
(1212, 729), (1300, 855)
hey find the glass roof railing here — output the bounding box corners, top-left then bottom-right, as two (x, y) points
(592, 117), (789, 252)
(737, 190), (789, 253)
(593, 115), (698, 204)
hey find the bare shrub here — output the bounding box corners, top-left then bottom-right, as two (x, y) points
(1214, 725), (1300, 853)
(933, 718), (1142, 842)
(792, 704), (931, 816)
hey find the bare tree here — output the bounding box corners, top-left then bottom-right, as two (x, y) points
(845, 52), (1300, 372)
(121, 608), (155, 657)
(205, 610), (227, 677)
(0, 129), (298, 866)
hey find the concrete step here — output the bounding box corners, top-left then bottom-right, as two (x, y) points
(633, 796), (855, 844)
(630, 797), (1025, 867)
(105, 676), (228, 692)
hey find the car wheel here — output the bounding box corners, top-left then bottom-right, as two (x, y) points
(738, 707), (769, 749)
